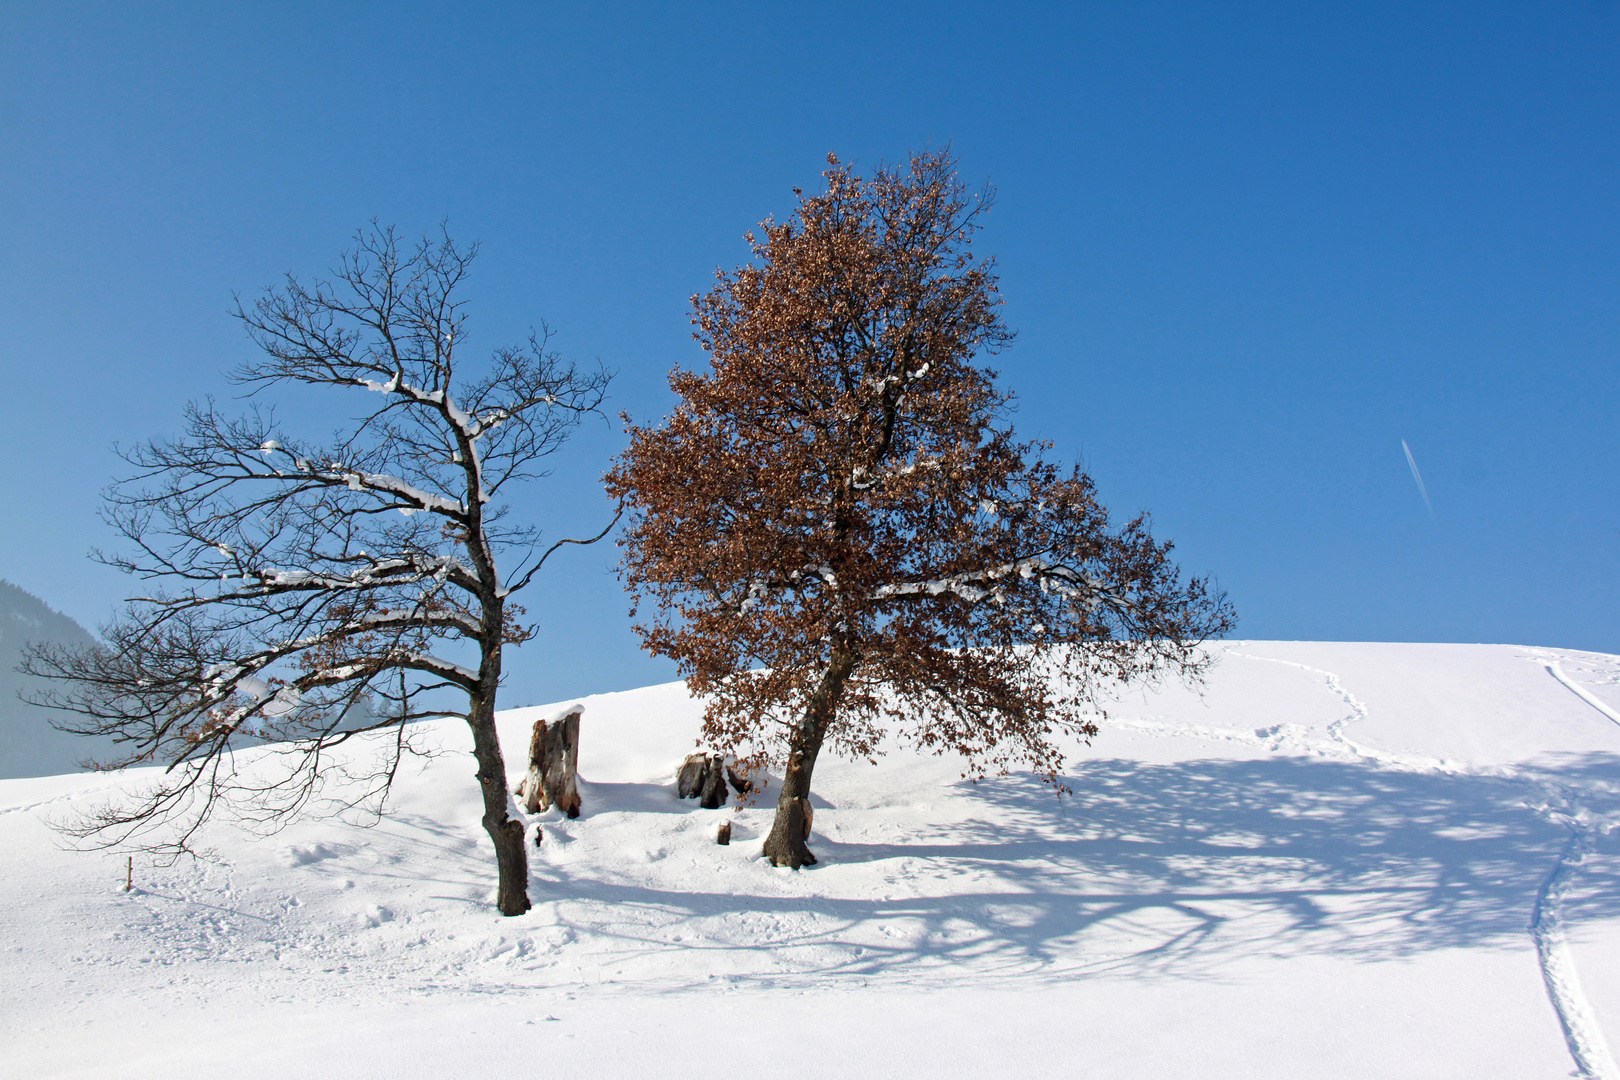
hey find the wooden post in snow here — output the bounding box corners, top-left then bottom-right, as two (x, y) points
(515, 705), (583, 818)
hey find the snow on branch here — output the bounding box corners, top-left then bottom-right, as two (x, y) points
(263, 443), (466, 517)
(872, 555), (1137, 613)
(354, 374), (479, 440)
(851, 455), (941, 492)
(166, 553), (479, 605)
(737, 565), (838, 612)
(396, 652), (480, 686)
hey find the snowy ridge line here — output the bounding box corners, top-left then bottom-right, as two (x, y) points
(1547, 659), (1620, 729)
(1530, 825), (1620, 1080)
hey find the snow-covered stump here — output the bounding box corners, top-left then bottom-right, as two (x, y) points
(675, 753), (754, 809)
(676, 754), (708, 800)
(699, 756), (729, 808)
(516, 705), (582, 818)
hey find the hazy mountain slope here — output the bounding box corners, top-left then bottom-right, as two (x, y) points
(0, 579), (109, 779)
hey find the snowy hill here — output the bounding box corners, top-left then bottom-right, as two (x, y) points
(3, 642), (1619, 1079)
(0, 579), (112, 780)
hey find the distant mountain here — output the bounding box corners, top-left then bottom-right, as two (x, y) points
(0, 580), (114, 779)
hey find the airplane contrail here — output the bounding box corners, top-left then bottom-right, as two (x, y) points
(1401, 439), (1436, 523)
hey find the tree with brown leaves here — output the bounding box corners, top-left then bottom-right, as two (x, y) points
(26, 226), (612, 915)
(607, 151), (1234, 868)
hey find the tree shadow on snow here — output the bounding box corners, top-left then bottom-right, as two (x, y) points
(536, 752), (1620, 989)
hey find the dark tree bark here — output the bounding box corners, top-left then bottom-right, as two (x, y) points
(761, 644), (855, 867)
(470, 693), (529, 915)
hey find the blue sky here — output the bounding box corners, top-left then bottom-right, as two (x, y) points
(2, 2), (1616, 705)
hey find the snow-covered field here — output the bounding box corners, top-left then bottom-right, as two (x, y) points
(4, 641), (1620, 1079)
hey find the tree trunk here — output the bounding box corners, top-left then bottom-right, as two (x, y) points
(762, 643), (857, 868)
(467, 694), (531, 916)
(762, 747), (820, 867)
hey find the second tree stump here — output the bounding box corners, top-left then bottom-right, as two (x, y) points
(676, 753), (753, 809)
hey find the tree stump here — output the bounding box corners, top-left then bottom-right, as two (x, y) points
(698, 755), (729, 809)
(676, 753), (708, 800)
(716, 821), (732, 845)
(677, 752), (748, 808)
(515, 705), (583, 818)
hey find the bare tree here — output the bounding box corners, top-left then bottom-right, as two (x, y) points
(606, 151), (1234, 868)
(26, 225), (611, 916)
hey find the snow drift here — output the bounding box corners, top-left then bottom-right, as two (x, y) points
(3, 641), (1618, 1079)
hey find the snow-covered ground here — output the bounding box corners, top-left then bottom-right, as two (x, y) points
(4, 641), (1619, 1079)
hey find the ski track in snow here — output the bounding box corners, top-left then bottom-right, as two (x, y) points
(1549, 658), (1620, 729)
(1532, 825), (1620, 1080)
(1527, 650), (1620, 1080)
(1211, 645), (1620, 1080)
